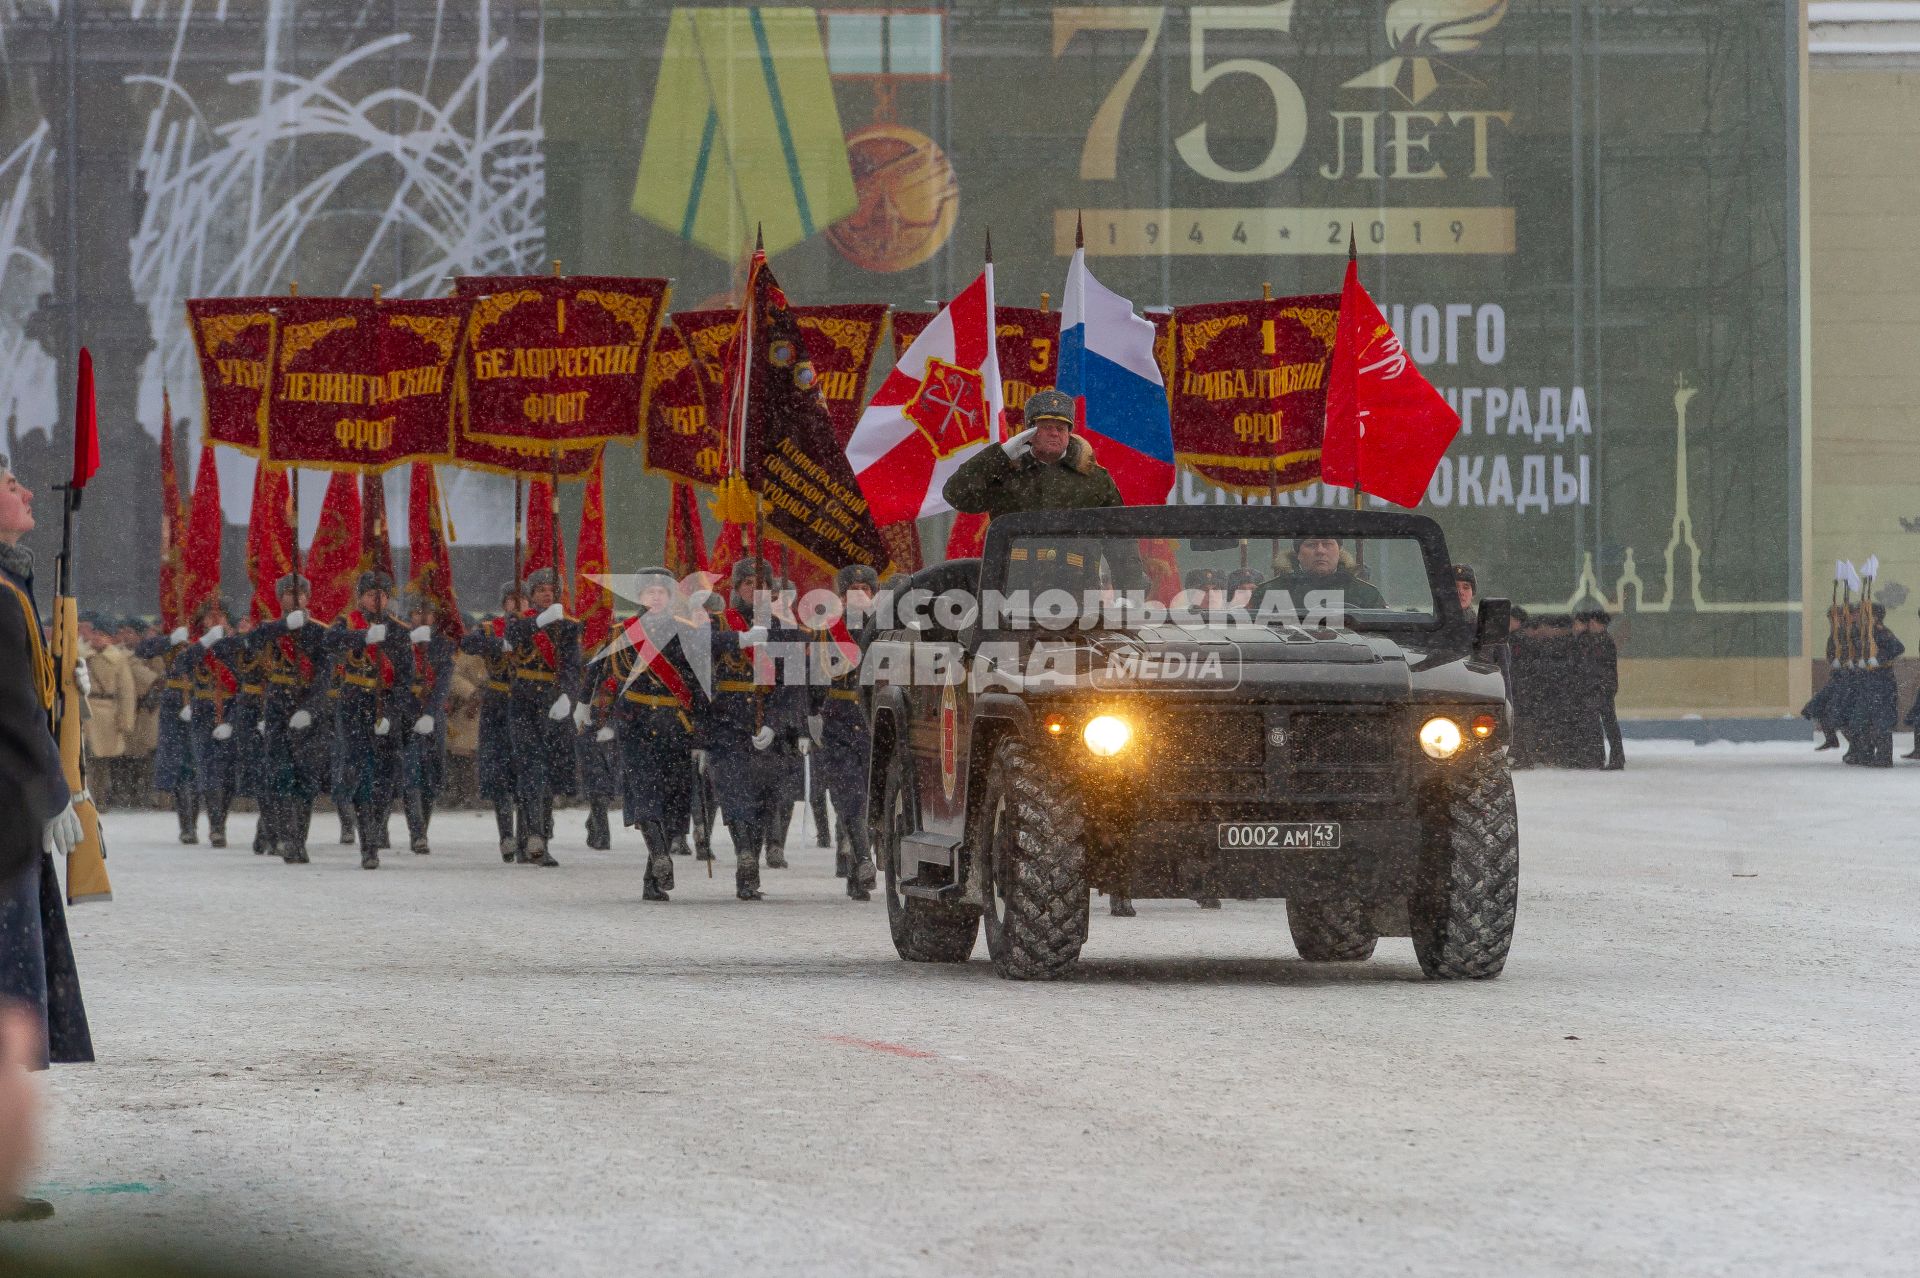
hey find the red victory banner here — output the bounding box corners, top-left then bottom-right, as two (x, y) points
(1169, 293), (1339, 495)
(451, 432), (600, 480)
(407, 462), (463, 638)
(246, 464), (295, 623)
(260, 296), (464, 470)
(642, 321), (729, 488)
(792, 304), (890, 447)
(187, 296), (277, 453)
(456, 275), (670, 448)
(993, 306), (1061, 419)
(891, 311), (935, 359)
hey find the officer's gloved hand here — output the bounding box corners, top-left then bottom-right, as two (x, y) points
(374, 717), (391, 736)
(537, 603), (564, 628)
(571, 701), (590, 731)
(413, 715), (434, 735)
(289, 709), (312, 731)
(548, 693), (573, 721)
(796, 737), (811, 757)
(740, 626), (768, 648)
(691, 749), (709, 775)
(595, 726), (615, 744)
(364, 623), (388, 645)
(199, 625), (225, 647)
(410, 626), (432, 644)
(44, 801), (82, 856)
(751, 726), (775, 751)
(74, 663), (92, 697)
(1002, 426), (1037, 461)
(285, 609), (306, 630)
(212, 723), (234, 741)
(178, 704), (193, 722)
(169, 626), (190, 645)
(256, 721), (266, 736)
(807, 713), (824, 746)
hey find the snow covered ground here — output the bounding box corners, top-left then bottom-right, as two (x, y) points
(6, 741), (1919, 1276)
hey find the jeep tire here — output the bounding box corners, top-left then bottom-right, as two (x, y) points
(979, 738), (1090, 981)
(1286, 898), (1378, 962)
(1410, 759), (1519, 980)
(879, 747), (978, 963)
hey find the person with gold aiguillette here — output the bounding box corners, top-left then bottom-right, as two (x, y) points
(400, 592), (455, 857)
(324, 571), (418, 870)
(809, 564), (880, 902)
(504, 567), (583, 868)
(587, 567), (709, 901)
(229, 614), (270, 853)
(169, 596), (246, 849)
(247, 573), (332, 864)
(135, 613), (201, 843)
(460, 582), (528, 862)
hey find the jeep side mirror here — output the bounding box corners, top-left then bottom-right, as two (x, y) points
(1473, 598), (1511, 657)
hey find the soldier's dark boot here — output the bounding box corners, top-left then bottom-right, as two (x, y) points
(736, 863), (763, 901)
(175, 790), (198, 844)
(283, 800), (313, 863)
(765, 805), (792, 869)
(404, 791), (431, 854)
(670, 833), (691, 857)
(1110, 893), (1137, 917)
(834, 823), (852, 879)
(526, 834), (560, 868)
(847, 856), (876, 902)
(1817, 730), (1841, 751)
(811, 786), (831, 848)
(586, 800), (612, 851)
(360, 834), (380, 870)
(208, 800), (228, 849)
(494, 799), (517, 861)
(644, 844), (674, 901)
(338, 801), (357, 845)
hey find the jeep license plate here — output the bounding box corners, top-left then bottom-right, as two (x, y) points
(1217, 822), (1341, 851)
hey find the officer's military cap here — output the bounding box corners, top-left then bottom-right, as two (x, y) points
(1023, 388), (1075, 429)
(1182, 567), (1223, 591)
(522, 567), (558, 592)
(730, 557), (772, 585)
(634, 566), (677, 594)
(1452, 563), (1477, 587)
(274, 572), (312, 598)
(836, 564), (880, 593)
(1226, 568), (1261, 593)
(357, 570), (395, 596)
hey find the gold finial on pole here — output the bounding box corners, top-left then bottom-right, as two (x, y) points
(1040, 291), (1051, 314)
(1261, 282), (1272, 302)
(552, 259), (564, 277)
(371, 284), (383, 301)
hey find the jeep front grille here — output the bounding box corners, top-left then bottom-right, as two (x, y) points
(1150, 708), (1266, 798)
(1142, 705), (1403, 805)
(1287, 709), (1399, 801)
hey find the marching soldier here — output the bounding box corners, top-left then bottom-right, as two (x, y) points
(810, 565), (879, 901)
(136, 618), (200, 841)
(459, 584), (526, 861)
(761, 574), (806, 870)
(578, 632), (618, 854)
(326, 571), (417, 868)
(1848, 602), (1903, 768)
(503, 568), (580, 867)
(683, 586), (727, 863)
(229, 615), (270, 851)
(587, 568), (706, 900)
(170, 598), (244, 848)
(401, 593), (454, 856)
(250, 574), (332, 863)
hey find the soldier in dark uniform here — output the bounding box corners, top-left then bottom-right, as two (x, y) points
(249, 573), (332, 863)
(401, 593), (453, 856)
(1257, 536), (1387, 614)
(683, 586), (726, 864)
(135, 619), (199, 842)
(708, 558), (808, 900)
(1846, 603), (1903, 768)
(459, 583), (526, 861)
(325, 571), (417, 869)
(760, 573), (806, 870)
(577, 622), (618, 854)
(810, 564), (879, 901)
(503, 568), (580, 867)
(170, 597), (244, 847)
(1226, 568), (1261, 609)
(229, 615), (270, 852)
(587, 568), (706, 901)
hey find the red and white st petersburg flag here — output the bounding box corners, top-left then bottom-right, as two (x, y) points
(847, 267), (1003, 527)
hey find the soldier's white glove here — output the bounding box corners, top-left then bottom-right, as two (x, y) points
(1002, 426), (1037, 461)
(199, 625), (225, 647)
(256, 721), (266, 736)
(413, 715), (435, 735)
(501, 637), (512, 652)
(289, 709), (313, 731)
(595, 726), (615, 743)
(692, 749), (709, 775)
(537, 603), (564, 628)
(751, 726), (775, 751)
(285, 609), (306, 630)
(410, 625), (432, 644)
(740, 626), (768, 648)
(74, 663), (92, 697)
(44, 801), (82, 856)
(572, 701), (591, 730)
(807, 713), (824, 746)
(374, 717), (391, 736)
(796, 737), (811, 757)
(170, 626), (190, 645)
(364, 623), (388, 646)
(212, 723), (234, 741)
(548, 693), (573, 721)
(178, 704), (193, 722)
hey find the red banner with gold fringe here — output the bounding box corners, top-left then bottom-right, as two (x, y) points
(187, 296), (277, 454)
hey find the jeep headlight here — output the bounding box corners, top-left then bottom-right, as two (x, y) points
(1419, 716), (1464, 760)
(1083, 714), (1133, 757)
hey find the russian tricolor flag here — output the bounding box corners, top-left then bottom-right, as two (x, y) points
(1056, 242), (1175, 506)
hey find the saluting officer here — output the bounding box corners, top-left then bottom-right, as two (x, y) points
(460, 583), (527, 861)
(401, 593), (454, 855)
(587, 567), (707, 901)
(136, 618), (200, 843)
(810, 564), (879, 901)
(326, 571), (417, 869)
(504, 568), (581, 867)
(170, 597), (244, 848)
(249, 573), (332, 863)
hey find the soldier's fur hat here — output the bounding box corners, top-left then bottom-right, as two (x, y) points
(730, 557), (772, 585)
(1226, 568), (1261, 594)
(190, 597), (229, 628)
(499, 581), (523, 606)
(356, 570), (395, 596)
(634, 567), (677, 599)
(522, 567), (558, 592)
(1024, 388), (1075, 429)
(835, 564), (880, 593)
(1182, 567), (1223, 591)
(274, 572), (312, 598)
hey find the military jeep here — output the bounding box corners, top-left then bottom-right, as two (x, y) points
(863, 506), (1518, 982)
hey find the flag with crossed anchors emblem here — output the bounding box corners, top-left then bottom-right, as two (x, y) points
(846, 266), (1003, 527)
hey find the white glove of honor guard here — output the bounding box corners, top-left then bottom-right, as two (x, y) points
(212, 723), (233, 741)
(413, 715), (435, 735)
(178, 704), (193, 722)
(548, 694), (572, 721)
(691, 749), (709, 775)
(500, 637), (512, 652)
(1002, 426), (1037, 461)
(410, 626), (432, 644)
(374, 717), (391, 736)
(199, 625), (225, 647)
(364, 623), (388, 646)
(796, 738), (811, 757)
(572, 701), (591, 730)
(807, 713), (824, 746)
(537, 603), (564, 628)
(170, 626), (189, 645)
(740, 626), (768, 648)
(751, 726), (775, 751)
(595, 726), (615, 743)
(285, 609), (306, 630)
(44, 801), (82, 856)
(74, 663), (92, 697)
(289, 709), (312, 731)
(256, 721), (266, 736)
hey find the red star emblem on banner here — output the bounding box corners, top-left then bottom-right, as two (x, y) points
(902, 357), (988, 459)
